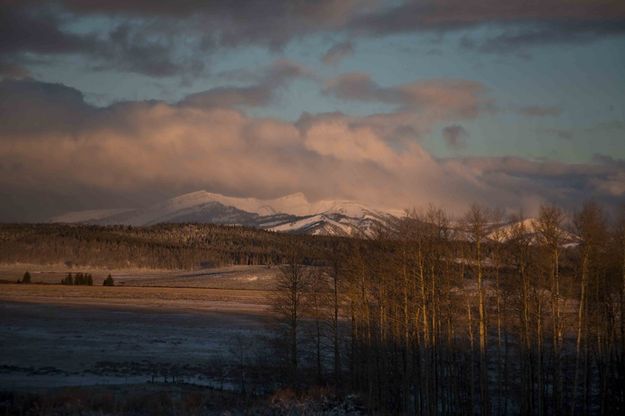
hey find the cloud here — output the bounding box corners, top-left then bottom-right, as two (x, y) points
(443, 156), (625, 212)
(459, 21), (625, 53)
(180, 86), (272, 109)
(97, 24), (206, 78)
(178, 60), (311, 109)
(0, 5), (95, 56)
(541, 128), (573, 140)
(0, 61), (31, 79)
(350, 0), (625, 52)
(0, 78), (623, 221)
(0, 3), (206, 78)
(324, 73), (490, 115)
(323, 73), (492, 142)
(56, 0), (625, 50)
(0, 79), (94, 136)
(301, 115), (401, 168)
(4, 0), (623, 82)
(0, 0), (362, 79)
(323, 72), (379, 100)
(322, 41), (354, 64)
(518, 105), (561, 117)
(442, 125), (468, 148)
(586, 120), (625, 132)
(59, 0), (364, 47)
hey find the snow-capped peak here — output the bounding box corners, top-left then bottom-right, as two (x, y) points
(49, 190), (403, 237)
(162, 191), (397, 218)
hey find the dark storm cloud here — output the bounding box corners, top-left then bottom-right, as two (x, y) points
(0, 78), (94, 136)
(2, 0), (354, 78)
(0, 5), (95, 55)
(58, 0), (364, 49)
(56, 0), (625, 37)
(1, 0), (624, 81)
(351, 0), (625, 34)
(350, 0), (625, 51)
(0, 2), (205, 78)
(460, 20), (625, 53)
(98, 24), (205, 78)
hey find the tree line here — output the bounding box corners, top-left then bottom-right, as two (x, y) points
(61, 272), (93, 285)
(268, 202), (625, 415)
(0, 223), (333, 270)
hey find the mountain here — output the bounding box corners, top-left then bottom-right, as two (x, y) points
(486, 218), (578, 246)
(50, 191), (577, 243)
(49, 191), (399, 237)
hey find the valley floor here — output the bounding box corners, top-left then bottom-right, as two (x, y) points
(0, 265), (278, 391)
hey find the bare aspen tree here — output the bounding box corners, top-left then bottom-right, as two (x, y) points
(572, 204), (599, 414)
(467, 294), (476, 415)
(426, 205), (450, 414)
(306, 267), (329, 383)
(616, 206), (625, 413)
(316, 200), (625, 413)
(507, 214), (535, 414)
(536, 288), (545, 416)
(327, 243), (344, 389)
(489, 208), (506, 415)
(272, 247), (310, 383)
(464, 204), (491, 415)
(534, 205), (566, 414)
(397, 213), (415, 412)
(617, 206), (625, 378)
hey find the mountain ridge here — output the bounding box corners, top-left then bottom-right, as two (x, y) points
(49, 191), (576, 244)
(49, 191), (399, 237)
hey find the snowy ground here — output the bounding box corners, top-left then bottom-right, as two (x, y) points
(0, 271), (276, 390)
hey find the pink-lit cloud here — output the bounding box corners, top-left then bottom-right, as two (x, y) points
(0, 78), (623, 221)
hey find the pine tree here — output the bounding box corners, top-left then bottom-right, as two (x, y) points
(61, 272), (74, 285)
(103, 274), (114, 286)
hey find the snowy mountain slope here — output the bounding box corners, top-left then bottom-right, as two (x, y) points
(486, 218), (537, 242)
(49, 191), (396, 237)
(157, 191), (401, 218)
(269, 212), (392, 237)
(48, 191), (579, 243)
(486, 218), (578, 246)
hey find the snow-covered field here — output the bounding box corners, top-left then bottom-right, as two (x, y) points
(0, 268), (277, 390)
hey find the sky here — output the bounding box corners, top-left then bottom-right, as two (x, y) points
(1, 0), (624, 221)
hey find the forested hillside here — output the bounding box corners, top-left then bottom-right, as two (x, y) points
(0, 223), (336, 269)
